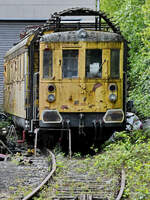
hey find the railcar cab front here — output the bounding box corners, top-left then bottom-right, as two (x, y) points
(39, 29), (125, 132)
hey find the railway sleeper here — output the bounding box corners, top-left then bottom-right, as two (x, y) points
(56, 187), (108, 192)
(52, 194), (108, 200)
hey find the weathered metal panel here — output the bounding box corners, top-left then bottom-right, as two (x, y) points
(39, 41), (124, 120)
(4, 36), (29, 58)
(0, 21), (44, 108)
(41, 30), (123, 43)
(4, 52), (28, 118)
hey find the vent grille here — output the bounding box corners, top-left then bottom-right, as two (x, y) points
(42, 110), (62, 123)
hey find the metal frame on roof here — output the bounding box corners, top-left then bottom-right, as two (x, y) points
(43, 7), (121, 35)
(5, 7), (124, 59)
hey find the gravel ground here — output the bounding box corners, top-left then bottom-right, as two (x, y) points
(0, 154), (49, 200)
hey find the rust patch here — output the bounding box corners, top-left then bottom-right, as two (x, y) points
(83, 97), (87, 102)
(45, 107), (50, 109)
(69, 95), (72, 101)
(74, 100), (79, 105)
(92, 83), (102, 92)
(89, 104), (94, 108)
(61, 105), (69, 109)
(80, 103), (86, 106)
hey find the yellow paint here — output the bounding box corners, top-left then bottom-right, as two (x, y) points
(4, 52), (29, 118)
(4, 33), (124, 122)
(39, 41), (124, 120)
(44, 30), (54, 35)
(26, 34), (35, 46)
(4, 31), (39, 118)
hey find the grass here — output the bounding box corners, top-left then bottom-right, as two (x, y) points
(36, 129), (150, 200)
(94, 129), (150, 200)
(1, 116), (149, 199)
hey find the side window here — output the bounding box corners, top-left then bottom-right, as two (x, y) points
(110, 49), (120, 79)
(8, 64), (10, 83)
(10, 63), (13, 82)
(13, 60), (15, 81)
(16, 57), (19, 81)
(62, 50), (78, 78)
(21, 54), (25, 80)
(43, 49), (53, 79)
(20, 56), (22, 80)
(86, 49), (102, 78)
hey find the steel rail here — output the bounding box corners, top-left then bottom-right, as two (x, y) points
(23, 150), (56, 200)
(116, 168), (126, 200)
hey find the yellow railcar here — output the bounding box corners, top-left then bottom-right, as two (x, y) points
(4, 8), (127, 142)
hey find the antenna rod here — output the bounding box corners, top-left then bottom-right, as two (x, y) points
(96, 0), (100, 11)
(96, 0), (101, 31)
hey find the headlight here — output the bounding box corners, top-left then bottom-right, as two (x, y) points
(109, 84), (117, 91)
(109, 94), (117, 103)
(48, 94), (55, 103)
(48, 84), (55, 92)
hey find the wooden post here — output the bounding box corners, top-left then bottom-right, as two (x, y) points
(68, 129), (72, 159)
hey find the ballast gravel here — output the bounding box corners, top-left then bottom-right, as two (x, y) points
(0, 155), (49, 200)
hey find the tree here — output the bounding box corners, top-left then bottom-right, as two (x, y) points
(101, 0), (150, 117)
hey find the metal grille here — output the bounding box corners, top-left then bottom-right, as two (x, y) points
(42, 110), (62, 123)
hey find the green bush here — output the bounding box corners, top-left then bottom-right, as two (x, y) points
(0, 121), (10, 129)
(94, 129), (150, 199)
(101, 0), (150, 117)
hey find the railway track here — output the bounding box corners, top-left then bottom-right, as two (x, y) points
(0, 148), (53, 200)
(35, 153), (125, 200)
(23, 149), (56, 200)
(0, 144), (125, 200)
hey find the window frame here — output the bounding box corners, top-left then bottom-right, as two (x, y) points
(42, 49), (53, 79)
(110, 49), (120, 79)
(85, 48), (103, 79)
(62, 49), (79, 79)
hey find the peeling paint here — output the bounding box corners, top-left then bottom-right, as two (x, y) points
(69, 95), (72, 101)
(89, 104), (95, 108)
(61, 105), (69, 110)
(92, 83), (102, 92)
(45, 107), (50, 110)
(83, 97), (87, 102)
(74, 100), (79, 105)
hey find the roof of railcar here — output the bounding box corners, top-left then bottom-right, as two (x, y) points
(40, 29), (123, 43)
(4, 33), (34, 59)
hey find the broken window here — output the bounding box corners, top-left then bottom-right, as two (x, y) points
(62, 50), (78, 78)
(110, 49), (120, 79)
(43, 49), (53, 79)
(86, 49), (102, 78)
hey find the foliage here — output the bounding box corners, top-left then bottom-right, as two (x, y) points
(94, 130), (150, 199)
(101, 0), (150, 117)
(0, 121), (10, 129)
(100, 0), (126, 14)
(0, 114), (12, 129)
(36, 130), (150, 199)
(0, 119), (11, 140)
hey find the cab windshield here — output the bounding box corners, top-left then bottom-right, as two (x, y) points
(86, 49), (102, 78)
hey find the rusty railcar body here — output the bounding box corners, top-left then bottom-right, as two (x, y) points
(3, 8), (127, 141)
